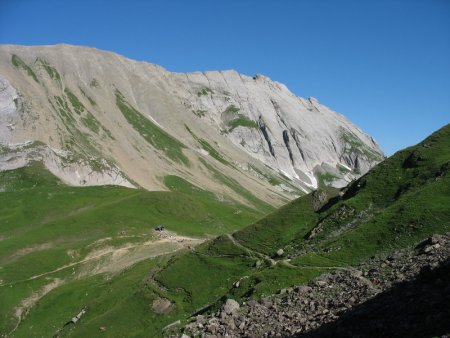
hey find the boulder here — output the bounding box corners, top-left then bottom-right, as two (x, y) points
(223, 299), (240, 315)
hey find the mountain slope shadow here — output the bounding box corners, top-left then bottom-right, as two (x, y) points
(296, 259), (450, 338)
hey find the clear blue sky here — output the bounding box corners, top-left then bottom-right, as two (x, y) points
(1, 0), (449, 155)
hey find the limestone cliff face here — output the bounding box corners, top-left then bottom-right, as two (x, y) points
(0, 44), (384, 206)
(173, 71), (383, 190)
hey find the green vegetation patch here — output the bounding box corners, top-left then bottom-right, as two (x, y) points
(223, 104), (240, 115)
(64, 88), (85, 114)
(163, 175), (263, 233)
(340, 128), (383, 162)
(0, 144), (9, 154)
(314, 174), (450, 264)
(185, 125), (230, 166)
(202, 234), (251, 257)
(0, 141), (45, 156)
(156, 251), (252, 311)
(0, 171), (264, 279)
(11, 54), (39, 83)
(78, 86), (96, 106)
(51, 95), (99, 158)
(192, 109), (207, 118)
(248, 164), (295, 190)
(268, 176), (282, 186)
(316, 172), (338, 189)
(49, 93), (113, 170)
(234, 194), (318, 256)
(197, 87), (213, 96)
(0, 165), (268, 335)
(248, 264), (326, 298)
(81, 111), (101, 134)
(11, 258), (182, 338)
(228, 115), (258, 131)
(291, 252), (348, 268)
(89, 78), (99, 88)
(115, 90), (189, 165)
(199, 158), (273, 212)
(0, 161), (62, 192)
(36, 58), (61, 81)
(164, 175), (213, 197)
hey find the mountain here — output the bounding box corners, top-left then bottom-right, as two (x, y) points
(0, 44), (383, 206)
(0, 121), (447, 337)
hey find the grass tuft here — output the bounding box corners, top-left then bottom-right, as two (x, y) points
(228, 115), (258, 131)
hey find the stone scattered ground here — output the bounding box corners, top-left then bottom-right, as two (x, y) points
(178, 233), (450, 337)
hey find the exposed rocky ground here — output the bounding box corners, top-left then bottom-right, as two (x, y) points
(179, 233), (450, 337)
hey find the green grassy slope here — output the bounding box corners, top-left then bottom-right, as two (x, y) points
(1, 125), (448, 337)
(154, 124), (449, 334)
(236, 124), (450, 261)
(0, 165), (265, 336)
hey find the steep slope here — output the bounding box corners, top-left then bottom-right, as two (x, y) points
(160, 124), (449, 333)
(184, 234), (450, 337)
(1, 125), (445, 337)
(0, 44), (383, 206)
(233, 124), (450, 260)
(174, 124), (449, 336)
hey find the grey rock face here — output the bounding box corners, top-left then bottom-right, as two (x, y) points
(178, 71), (383, 187)
(0, 44), (384, 204)
(0, 75), (19, 145)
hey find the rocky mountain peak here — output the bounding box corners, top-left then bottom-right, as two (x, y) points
(0, 44), (384, 206)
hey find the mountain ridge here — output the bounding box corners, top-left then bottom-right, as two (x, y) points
(0, 44), (383, 207)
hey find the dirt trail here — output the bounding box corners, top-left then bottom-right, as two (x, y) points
(9, 278), (64, 336)
(5, 230), (204, 336)
(226, 234), (353, 270)
(2, 242), (55, 265)
(6, 232), (203, 287)
(227, 233), (276, 265)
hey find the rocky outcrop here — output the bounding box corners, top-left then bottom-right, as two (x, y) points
(0, 142), (133, 188)
(310, 189), (338, 212)
(222, 299), (240, 316)
(181, 71), (384, 187)
(179, 233), (450, 337)
(0, 75), (19, 145)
